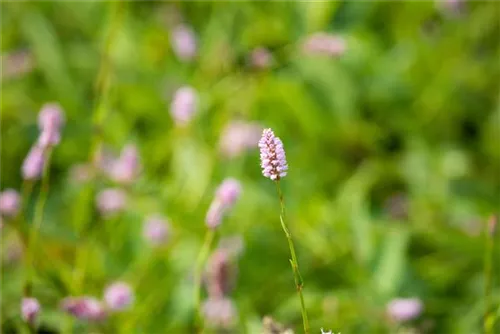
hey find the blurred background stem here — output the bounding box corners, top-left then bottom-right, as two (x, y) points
(71, 0), (124, 295)
(18, 180), (34, 291)
(275, 181), (309, 334)
(193, 228), (215, 333)
(484, 216), (495, 334)
(25, 150), (52, 296)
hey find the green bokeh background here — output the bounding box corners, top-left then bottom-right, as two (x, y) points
(1, 1), (499, 333)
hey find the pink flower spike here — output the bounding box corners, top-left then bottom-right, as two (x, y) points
(61, 296), (107, 321)
(37, 103), (64, 148)
(205, 200), (224, 230)
(215, 178), (241, 207)
(21, 297), (40, 324)
(143, 214), (171, 246)
(387, 298), (423, 322)
(250, 47), (273, 69)
(205, 178), (242, 229)
(171, 24), (197, 61)
(170, 86), (197, 126)
(22, 146), (45, 180)
(109, 144), (141, 184)
(38, 103), (64, 131)
(202, 297), (236, 328)
(104, 281), (134, 311)
(96, 188), (127, 216)
(0, 189), (21, 217)
(258, 128), (288, 181)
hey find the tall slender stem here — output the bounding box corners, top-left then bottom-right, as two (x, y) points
(25, 150), (52, 296)
(193, 228), (215, 333)
(484, 219), (495, 334)
(20, 180), (34, 243)
(71, 0), (124, 297)
(275, 181), (309, 334)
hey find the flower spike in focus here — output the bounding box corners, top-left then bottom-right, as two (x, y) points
(258, 128), (288, 181)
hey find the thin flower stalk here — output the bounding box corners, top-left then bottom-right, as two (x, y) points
(484, 215), (496, 334)
(71, 1), (124, 302)
(193, 229), (216, 332)
(275, 181), (309, 334)
(259, 128), (309, 334)
(25, 150), (52, 296)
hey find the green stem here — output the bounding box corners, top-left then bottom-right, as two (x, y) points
(484, 222), (494, 334)
(193, 228), (215, 333)
(20, 180), (34, 243)
(71, 0), (124, 297)
(25, 150), (52, 296)
(275, 181), (309, 334)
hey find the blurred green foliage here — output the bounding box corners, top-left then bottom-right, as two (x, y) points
(1, 1), (499, 333)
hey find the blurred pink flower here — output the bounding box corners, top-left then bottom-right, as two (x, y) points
(1, 50), (34, 80)
(3, 239), (23, 266)
(109, 144), (141, 184)
(259, 128), (288, 181)
(22, 146), (45, 180)
(37, 103), (64, 148)
(202, 297), (236, 327)
(387, 298), (423, 322)
(171, 24), (197, 61)
(205, 201), (224, 230)
(170, 86), (197, 126)
(205, 178), (242, 229)
(143, 214), (171, 246)
(215, 178), (241, 208)
(61, 297), (107, 321)
(0, 189), (21, 217)
(219, 121), (262, 158)
(21, 297), (40, 324)
(96, 188), (127, 216)
(205, 249), (236, 298)
(104, 281), (134, 311)
(302, 33), (346, 57)
(249, 47), (273, 69)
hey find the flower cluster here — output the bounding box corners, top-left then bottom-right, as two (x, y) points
(202, 297), (236, 328)
(258, 128), (288, 181)
(21, 298), (40, 324)
(61, 297), (107, 321)
(96, 188), (127, 216)
(61, 282), (133, 321)
(202, 238), (243, 328)
(205, 178), (241, 229)
(143, 214), (171, 246)
(170, 86), (198, 126)
(38, 103), (64, 148)
(104, 281), (134, 311)
(94, 144), (141, 184)
(249, 47), (273, 70)
(0, 189), (21, 218)
(107, 144), (141, 184)
(387, 298), (423, 322)
(22, 103), (64, 180)
(171, 24), (197, 62)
